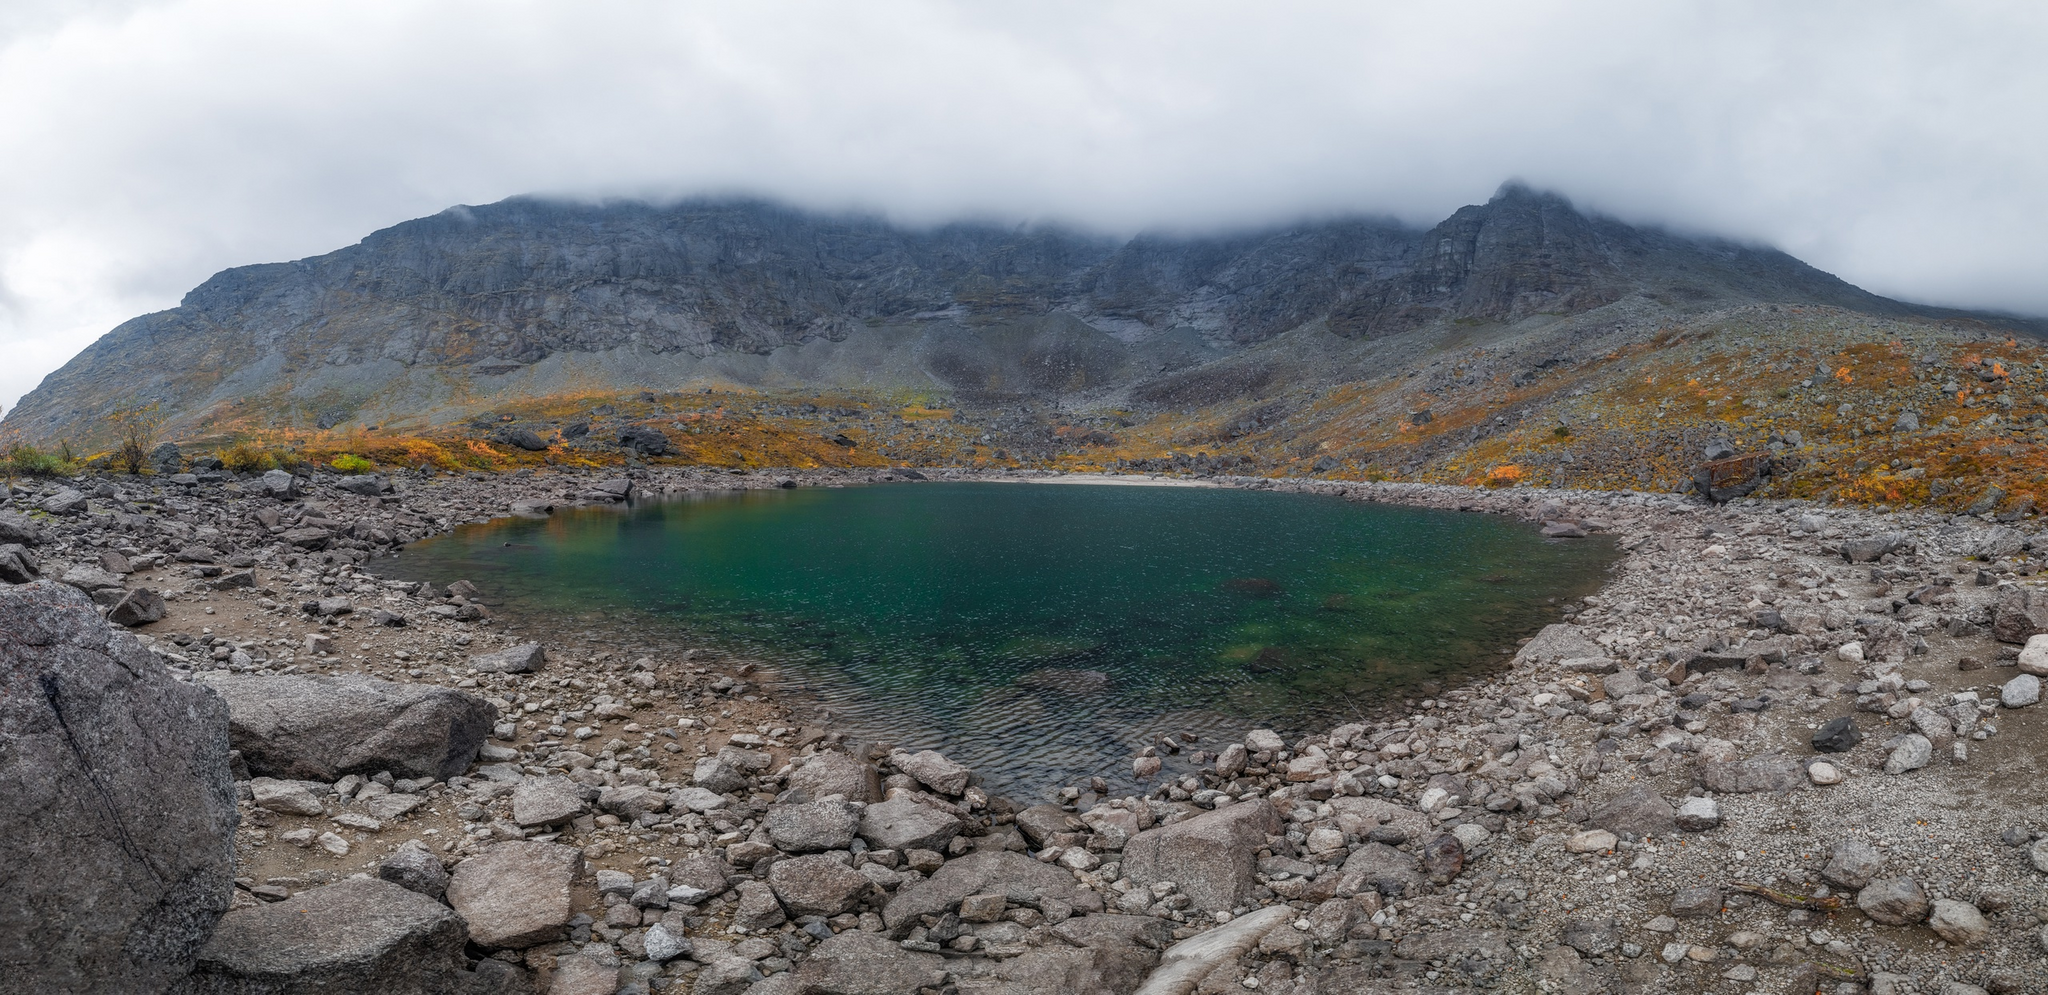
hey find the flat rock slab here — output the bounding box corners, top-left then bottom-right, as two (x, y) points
(790, 931), (944, 995)
(858, 798), (964, 853)
(786, 750), (880, 803)
(0, 581), (238, 994)
(179, 878), (477, 995)
(446, 841), (586, 949)
(1589, 785), (1675, 839)
(470, 642), (545, 673)
(1514, 623), (1604, 665)
(1131, 905), (1292, 995)
(1120, 799), (1282, 914)
(893, 750), (972, 796)
(201, 672), (495, 782)
(1696, 756), (1808, 794)
(512, 776), (587, 828)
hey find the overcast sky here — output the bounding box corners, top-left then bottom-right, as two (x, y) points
(1, 1), (2043, 414)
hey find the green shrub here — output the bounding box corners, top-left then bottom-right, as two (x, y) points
(219, 442), (276, 474)
(329, 454), (375, 474)
(4, 445), (77, 478)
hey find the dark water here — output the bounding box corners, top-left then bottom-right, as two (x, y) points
(389, 482), (1613, 799)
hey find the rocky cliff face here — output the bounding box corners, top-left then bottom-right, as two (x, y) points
(4, 183), (2019, 446)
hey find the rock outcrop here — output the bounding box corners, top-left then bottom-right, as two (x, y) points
(0, 581), (238, 994)
(176, 878), (489, 995)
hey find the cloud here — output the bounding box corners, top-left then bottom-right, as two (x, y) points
(1, 0), (2043, 415)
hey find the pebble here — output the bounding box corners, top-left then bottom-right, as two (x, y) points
(1566, 830), (1617, 854)
(1807, 762), (1843, 785)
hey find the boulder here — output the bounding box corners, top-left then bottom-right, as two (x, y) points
(2018, 634), (2048, 676)
(1120, 905), (1292, 995)
(470, 642), (544, 674)
(257, 470), (300, 499)
(249, 778), (325, 816)
(0, 510), (46, 546)
(177, 878), (482, 995)
(0, 542), (39, 583)
(1822, 839), (1884, 890)
(858, 798), (964, 853)
(893, 750), (972, 796)
(0, 581), (238, 994)
(39, 488), (89, 515)
(1120, 798), (1282, 913)
(2001, 674), (2041, 709)
(1856, 877), (1929, 925)
(789, 931), (943, 995)
(1928, 899), (1991, 946)
(1993, 585), (2048, 644)
(1589, 785), (1676, 839)
(378, 840), (450, 900)
(1841, 532), (1910, 563)
(617, 426), (670, 456)
(765, 800), (860, 853)
(200, 673), (494, 782)
(883, 850), (1080, 933)
(1811, 716), (1861, 753)
(786, 750), (881, 803)
(108, 588), (169, 627)
(766, 854), (872, 917)
(445, 841), (585, 949)
(511, 777), (587, 828)
(1339, 842), (1424, 897)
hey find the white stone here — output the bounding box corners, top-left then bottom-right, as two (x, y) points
(644, 923), (690, 961)
(2019, 634), (2048, 676)
(1836, 642), (1865, 664)
(315, 831), (351, 856)
(1674, 797), (1721, 831)
(1807, 762), (1843, 785)
(1884, 734), (1933, 774)
(1566, 830), (1618, 853)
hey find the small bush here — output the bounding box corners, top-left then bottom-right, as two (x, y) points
(4, 444), (77, 478)
(219, 442), (276, 474)
(329, 454), (375, 474)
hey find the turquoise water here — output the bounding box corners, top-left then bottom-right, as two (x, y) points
(390, 482), (1612, 798)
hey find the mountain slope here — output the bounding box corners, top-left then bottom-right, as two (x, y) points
(12, 182), (2014, 450)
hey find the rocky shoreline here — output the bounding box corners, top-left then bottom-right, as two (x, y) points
(5, 461), (2048, 995)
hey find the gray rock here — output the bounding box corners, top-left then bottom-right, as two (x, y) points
(1669, 886), (1721, 918)
(511, 776), (586, 828)
(249, 778), (326, 816)
(857, 798), (965, 853)
(1927, 899), (1991, 946)
(1823, 839), (1884, 890)
(1589, 785), (1676, 839)
(1338, 842), (1423, 897)
(1561, 918), (1621, 957)
(1993, 584), (2048, 644)
(200, 672), (495, 781)
(0, 581), (237, 994)
(444, 841), (585, 948)
(1121, 799), (1283, 913)
(108, 588), (167, 627)
(596, 783), (668, 820)
(882, 850), (1079, 933)
(1013, 803), (1084, 847)
(1856, 877), (1929, 925)
(2000, 674), (2041, 708)
(785, 750), (880, 803)
(378, 840), (450, 900)
(667, 855), (735, 905)
(1673, 797), (1721, 830)
(893, 749), (971, 796)
(0, 511), (46, 546)
(258, 470), (300, 499)
(789, 932), (943, 995)
(1811, 716), (1861, 753)
(731, 880), (787, 933)
(765, 800), (860, 853)
(617, 426), (669, 456)
(334, 475), (385, 497)
(1841, 532), (1909, 563)
(2028, 839), (2048, 874)
(1514, 623), (1603, 665)
(39, 488), (89, 515)
(643, 923), (690, 962)
(364, 793), (424, 822)
(60, 563), (126, 593)
(1884, 734), (1934, 774)
(179, 878), (480, 995)
(543, 953), (615, 995)
(469, 642), (544, 674)
(0, 542), (40, 583)
(692, 755), (750, 795)
(766, 854), (872, 917)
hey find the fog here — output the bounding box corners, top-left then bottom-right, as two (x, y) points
(2, 0), (2043, 413)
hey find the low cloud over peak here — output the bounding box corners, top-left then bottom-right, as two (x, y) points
(1, 1), (2043, 413)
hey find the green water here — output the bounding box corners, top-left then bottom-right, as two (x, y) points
(390, 482), (1613, 798)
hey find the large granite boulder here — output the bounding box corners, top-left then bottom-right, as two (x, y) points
(787, 931), (944, 995)
(176, 878), (489, 995)
(199, 673), (495, 781)
(0, 581), (238, 993)
(1119, 799), (1282, 914)
(786, 750), (881, 803)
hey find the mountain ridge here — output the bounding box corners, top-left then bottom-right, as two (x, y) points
(5, 183), (2040, 453)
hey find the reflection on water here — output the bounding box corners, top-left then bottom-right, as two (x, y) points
(388, 483), (1614, 800)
